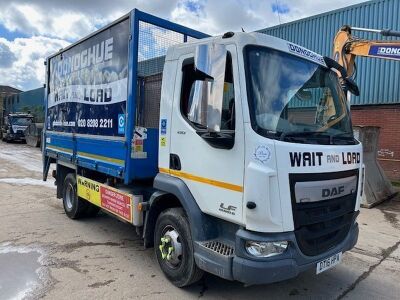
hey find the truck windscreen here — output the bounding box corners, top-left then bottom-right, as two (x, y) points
(11, 117), (32, 126)
(244, 45), (355, 145)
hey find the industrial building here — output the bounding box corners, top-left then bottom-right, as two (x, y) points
(2, 87), (45, 122)
(260, 0), (400, 181)
(0, 85), (22, 121)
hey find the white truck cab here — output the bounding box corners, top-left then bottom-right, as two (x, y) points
(44, 13), (363, 287)
(155, 32), (362, 285)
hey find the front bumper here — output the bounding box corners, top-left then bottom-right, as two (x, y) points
(194, 221), (359, 285)
(6, 133), (25, 141)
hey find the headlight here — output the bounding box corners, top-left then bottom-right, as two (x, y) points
(245, 241), (288, 258)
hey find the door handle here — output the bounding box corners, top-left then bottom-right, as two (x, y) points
(169, 154), (181, 170)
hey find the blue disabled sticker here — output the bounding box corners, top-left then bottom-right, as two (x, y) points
(118, 114), (125, 135)
(161, 119), (167, 135)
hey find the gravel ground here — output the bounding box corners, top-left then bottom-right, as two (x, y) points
(0, 141), (399, 300)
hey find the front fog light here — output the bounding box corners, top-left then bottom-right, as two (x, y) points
(245, 241), (288, 258)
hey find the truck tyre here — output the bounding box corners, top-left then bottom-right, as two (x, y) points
(154, 208), (203, 287)
(62, 173), (87, 219)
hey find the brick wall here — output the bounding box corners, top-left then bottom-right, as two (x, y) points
(351, 105), (400, 181)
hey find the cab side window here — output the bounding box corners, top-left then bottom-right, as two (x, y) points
(180, 53), (235, 131)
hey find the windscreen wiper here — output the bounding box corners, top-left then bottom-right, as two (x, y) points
(330, 132), (355, 144)
(279, 131), (329, 141)
(280, 131), (354, 144)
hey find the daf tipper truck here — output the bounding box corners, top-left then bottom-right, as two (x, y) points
(43, 9), (363, 287)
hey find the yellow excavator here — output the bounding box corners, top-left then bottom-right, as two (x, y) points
(333, 25), (400, 79)
(332, 25), (400, 208)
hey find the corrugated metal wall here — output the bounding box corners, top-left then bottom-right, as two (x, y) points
(259, 0), (400, 106)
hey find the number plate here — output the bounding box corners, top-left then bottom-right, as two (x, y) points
(316, 252), (342, 274)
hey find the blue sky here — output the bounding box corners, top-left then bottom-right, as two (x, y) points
(272, 3), (290, 14)
(0, 0), (366, 91)
(0, 24), (28, 40)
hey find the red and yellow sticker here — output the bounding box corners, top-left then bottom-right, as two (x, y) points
(77, 176), (132, 222)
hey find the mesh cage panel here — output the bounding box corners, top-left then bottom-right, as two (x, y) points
(137, 73), (163, 128)
(137, 21), (192, 128)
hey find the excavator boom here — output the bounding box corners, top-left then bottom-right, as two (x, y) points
(333, 25), (400, 78)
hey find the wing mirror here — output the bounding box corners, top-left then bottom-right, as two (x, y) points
(343, 77), (360, 96)
(189, 43), (227, 132)
(323, 56), (360, 96)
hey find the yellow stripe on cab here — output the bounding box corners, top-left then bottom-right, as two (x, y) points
(159, 167), (243, 193)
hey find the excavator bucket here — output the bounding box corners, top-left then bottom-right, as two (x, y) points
(354, 126), (397, 208)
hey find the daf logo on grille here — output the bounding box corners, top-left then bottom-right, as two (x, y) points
(322, 186), (345, 198)
(295, 175), (357, 203)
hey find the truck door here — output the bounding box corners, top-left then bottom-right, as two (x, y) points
(168, 45), (245, 225)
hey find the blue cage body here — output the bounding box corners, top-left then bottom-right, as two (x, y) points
(43, 9), (209, 184)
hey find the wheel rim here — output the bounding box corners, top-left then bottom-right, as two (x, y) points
(159, 225), (183, 269)
(65, 183), (74, 210)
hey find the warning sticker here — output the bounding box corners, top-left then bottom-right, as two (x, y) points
(100, 187), (132, 222)
(77, 176), (132, 222)
(160, 137), (167, 147)
(132, 126), (147, 159)
(77, 176), (101, 206)
(134, 139), (143, 152)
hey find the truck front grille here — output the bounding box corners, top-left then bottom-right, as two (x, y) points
(289, 169), (358, 256)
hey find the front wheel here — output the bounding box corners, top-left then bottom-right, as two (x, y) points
(154, 208), (203, 287)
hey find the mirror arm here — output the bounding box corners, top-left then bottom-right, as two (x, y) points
(323, 56), (347, 78)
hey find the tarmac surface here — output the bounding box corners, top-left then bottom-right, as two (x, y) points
(0, 141), (399, 300)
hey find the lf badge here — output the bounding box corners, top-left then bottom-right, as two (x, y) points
(219, 203), (237, 215)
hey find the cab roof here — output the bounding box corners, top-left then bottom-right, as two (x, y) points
(167, 32), (327, 68)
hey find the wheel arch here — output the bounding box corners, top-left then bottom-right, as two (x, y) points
(143, 173), (215, 248)
(56, 163), (76, 199)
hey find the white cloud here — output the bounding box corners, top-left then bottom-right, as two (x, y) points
(0, 3), (98, 40)
(0, 0), (367, 39)
(0, 0), (180, 40)
(0, 0), (368, 90)
(0, 36), (69, 90)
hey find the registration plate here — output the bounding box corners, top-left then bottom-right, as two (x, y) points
(316, 252), (342, 274)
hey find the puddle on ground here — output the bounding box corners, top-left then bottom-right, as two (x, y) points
(0, 244), (44, 300)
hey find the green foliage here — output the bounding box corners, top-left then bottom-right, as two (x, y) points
(20, 105), (45, 122)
